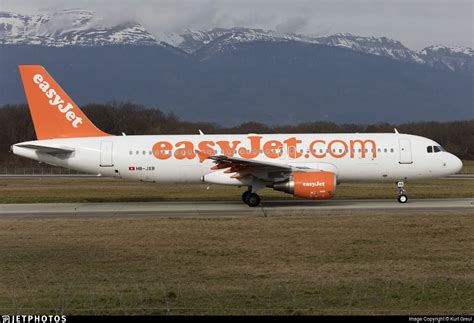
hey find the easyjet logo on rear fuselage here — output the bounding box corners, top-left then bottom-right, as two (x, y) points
(151, 136), (377, 162)
(33, 74), (83, 128)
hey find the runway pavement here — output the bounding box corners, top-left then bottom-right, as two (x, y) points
(0, 198), (472, 218)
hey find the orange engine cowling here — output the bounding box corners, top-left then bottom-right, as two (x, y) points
(273, 172), (337, 200)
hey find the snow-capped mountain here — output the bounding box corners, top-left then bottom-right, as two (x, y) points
(313, 33), (425, 64)
(173, 28), (424, 62)
(0, 9), (157, 46)
(171, 28), (472, 73)
(1, 10), (472, 124)
(420, 45), (474, 74)
(1, 9), (472, 74)
(168, 27), (317, 53)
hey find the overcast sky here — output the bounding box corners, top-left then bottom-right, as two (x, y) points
(1, 0), (472, 50)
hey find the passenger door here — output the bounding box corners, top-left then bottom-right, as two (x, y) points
(398, 139), (413, 164)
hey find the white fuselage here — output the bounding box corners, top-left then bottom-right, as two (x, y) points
(12, 133), (463, 184)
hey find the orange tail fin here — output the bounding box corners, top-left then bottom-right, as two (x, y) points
(18, 65), (111, 139)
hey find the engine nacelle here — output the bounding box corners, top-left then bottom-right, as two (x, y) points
(273, 171), (337, 200)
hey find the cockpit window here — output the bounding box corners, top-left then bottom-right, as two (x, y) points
(428, 145), (446, 153)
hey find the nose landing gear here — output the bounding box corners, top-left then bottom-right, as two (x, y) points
(397, 181), (408, 203)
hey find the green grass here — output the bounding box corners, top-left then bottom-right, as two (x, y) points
(460, 160), (474, 174)
(0, 178), (472, 203)
(0, 210), (472, 315)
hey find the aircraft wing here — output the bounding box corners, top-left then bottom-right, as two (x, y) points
(196, 149), (329, 173)
(14, 144), (75, 154)
(208, 155), (302, 172)
(198, 150), (338, 182)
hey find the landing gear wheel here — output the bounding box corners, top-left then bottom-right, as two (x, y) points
(242, 190), (251, 203)
(398, 194), (408, 203)
(396, 181), (408, 203)
(245, 193), (261, 207)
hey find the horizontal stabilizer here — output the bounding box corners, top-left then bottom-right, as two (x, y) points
(14, 144), (75, 154)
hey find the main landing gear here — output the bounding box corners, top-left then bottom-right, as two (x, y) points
(397, 181), (408, 203)
(242, 189), (261, 207)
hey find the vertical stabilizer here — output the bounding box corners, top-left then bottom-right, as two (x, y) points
(18, 65), (111, 139)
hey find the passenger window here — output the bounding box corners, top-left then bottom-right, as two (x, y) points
(427, 146), (433, 153)
(390, 148), (394, 153)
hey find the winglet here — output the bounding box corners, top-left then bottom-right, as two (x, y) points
(18, 65), (111, 139)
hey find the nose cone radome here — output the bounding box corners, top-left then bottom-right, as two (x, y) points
(451, 155), (463, 174)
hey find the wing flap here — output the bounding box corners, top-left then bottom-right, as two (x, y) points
(208, 155), (294, 171)
(197, 150), (337, 177)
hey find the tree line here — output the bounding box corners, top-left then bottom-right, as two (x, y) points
(0, 102), (473, 168)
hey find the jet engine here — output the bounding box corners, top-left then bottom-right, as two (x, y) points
(273, 171), (337, 200)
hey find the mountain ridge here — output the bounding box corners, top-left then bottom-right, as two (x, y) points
(1, 9), (472, 74)
(1, 43), (471, 125)
(1, 9), (472, 125)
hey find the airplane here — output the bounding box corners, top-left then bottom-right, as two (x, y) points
(11, 65), (463, 207)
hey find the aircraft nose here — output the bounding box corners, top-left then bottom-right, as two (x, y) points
(451, 155), (463, 174)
